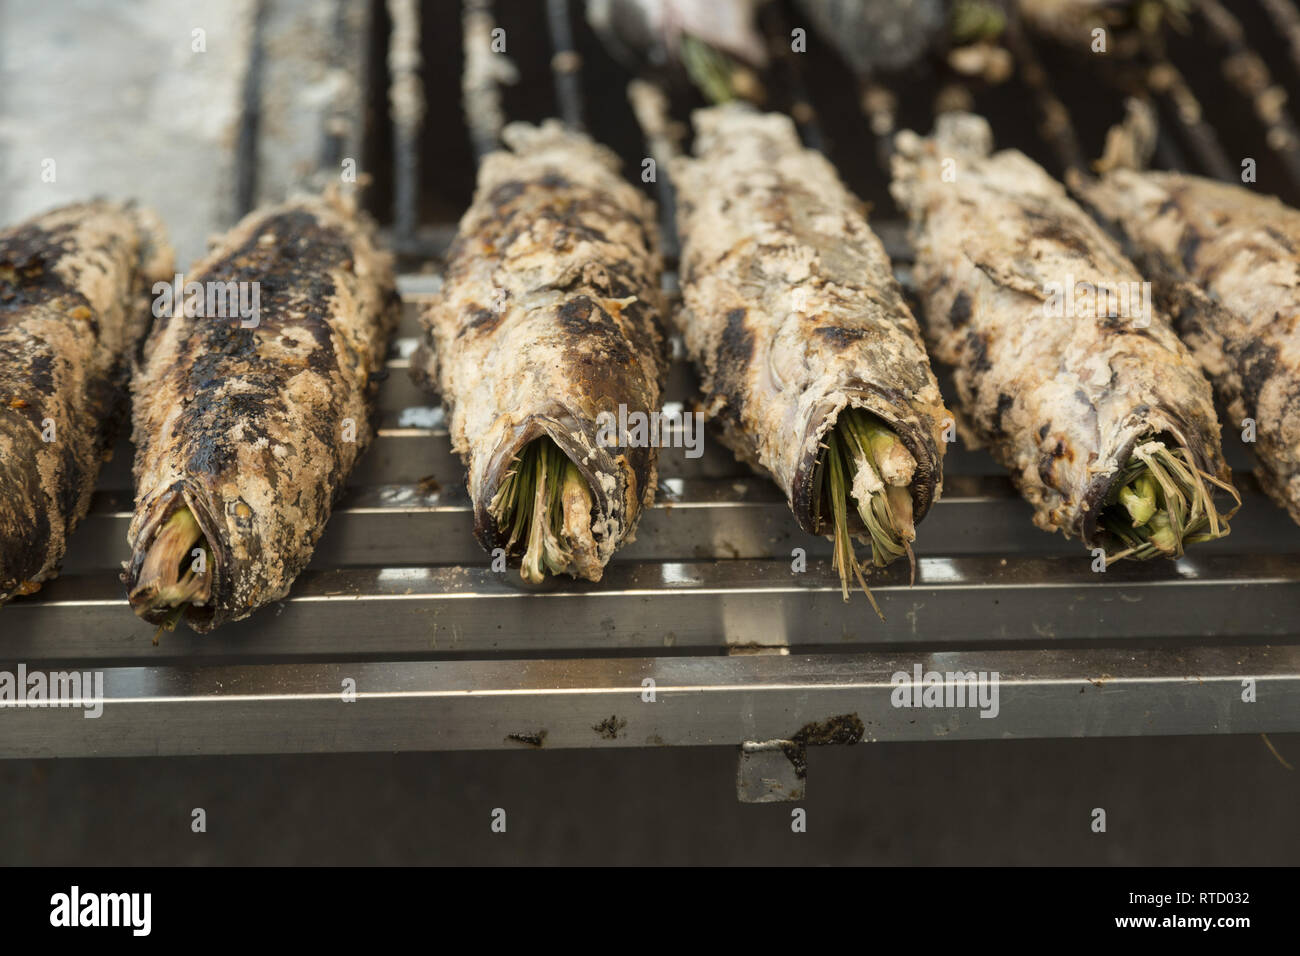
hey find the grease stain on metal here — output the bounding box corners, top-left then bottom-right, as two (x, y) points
(505, 730), (547, 747)
(593, 715), (627, 739)
(777, 713), (866, 779)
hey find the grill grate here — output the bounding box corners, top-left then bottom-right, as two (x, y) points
(4, 2), (1299, 785)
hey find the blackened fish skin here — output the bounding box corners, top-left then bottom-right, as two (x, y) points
(671, 106), (949, 536)
(124, 192), (399, 632)
(1074, 167), (1300, 526)
(891, 113), (1227, 547)
(0, 201), (173, 604)
(412, 121), (667, 580)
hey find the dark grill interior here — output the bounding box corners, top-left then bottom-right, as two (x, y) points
(366, 0), (1300, 249)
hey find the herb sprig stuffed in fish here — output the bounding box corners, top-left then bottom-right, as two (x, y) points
(672, 106), (950, 606)
(412, 121), (668, 583)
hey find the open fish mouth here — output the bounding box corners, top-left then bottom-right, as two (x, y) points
(476, 409), (642, 584)
(1094, 439), (1240, 564)
(488, 435), (601, 584)
(812, 407), (920, 616)
(123, 485), (220, 636)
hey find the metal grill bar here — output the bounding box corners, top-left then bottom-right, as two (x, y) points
(461, 0), (514, 161)
(1197, 0), (1300, 188)
(1260, 0), (1300, 72)
(234, 0), (268, 218)
(0, 646), (1294, 759)
(1145, 56), (1236, 181)
(758, 0), (825, 151)
(55, 473), (1291, 577)
(9, 554), (1300, 662)
(386, 0), (424, 241)
(545, 0), (586, 130)
(627, 79), (683, 260)
(1005, 22), (1085, 173)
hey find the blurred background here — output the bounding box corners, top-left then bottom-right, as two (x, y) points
(6, 0), (1300, 269)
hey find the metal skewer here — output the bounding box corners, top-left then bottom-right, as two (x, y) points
(1197, 0), (1300, 189)
(545, 0), (587, 131)
(387, 0), (424, 242)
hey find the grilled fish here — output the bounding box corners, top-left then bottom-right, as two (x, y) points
(892, 113), (1237, 560)
(0, 202), (172, 604)
(412, 121), (667, 583)
(672, 106), (949, 599)
(795, 0), (949, 74)
(585, 0), (768, 70)
(123, 191), (399, 632)
(1072, 102), (1300, 524)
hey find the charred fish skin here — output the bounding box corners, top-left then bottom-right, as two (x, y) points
(124, 191), (399, 632)
(890, 113), (1228, 547)
(670, 106), (950, 536)
(0, 202), (173, 604)
(1073, 159), (1300, 526)
(412, 121), (667, 580)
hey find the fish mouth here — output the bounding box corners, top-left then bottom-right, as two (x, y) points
(477, 411), (634, 582)
(1086, 429), (1240, 563)
(123, 483), (222, 632)
(1076, 403), (1240, 560)
(792, 384), (943, 538)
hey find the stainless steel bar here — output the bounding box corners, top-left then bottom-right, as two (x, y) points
(1197, 0), (1300, 188)
(0, 646), (1295, 758)
(759, 0), (825, 151)
(8, 555), (1299, 662)
(387, 0), (424, 240)
(462, 0), (514, 162)
(1146, 58), (1236, 181)
(59, 472), (1296, 575)
(234, 0), (267, 217)
(1004, 23), (1085, 173)
(627, 79), (683, 261)
(545, 0), (586, 131)
(1259, 0), (1300, 73)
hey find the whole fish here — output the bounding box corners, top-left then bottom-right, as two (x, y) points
(585, 0), (768, 71)
(892, 113), (1238, 561)
(1072, 101), (1300, 525)
(672, 106), (950, 601)
(0, 201), (172, 604)
(795, 0), (949, 74)
(123, 191), (399, 632)
(412, 121), (667, 583)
